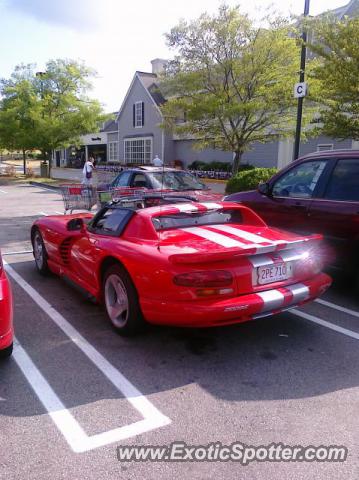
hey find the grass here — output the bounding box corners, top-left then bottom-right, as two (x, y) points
(0, 175), (75, 186)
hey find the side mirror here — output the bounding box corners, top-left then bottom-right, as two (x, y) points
(258, 182), (271, 196)
(67, 218), (85, 232)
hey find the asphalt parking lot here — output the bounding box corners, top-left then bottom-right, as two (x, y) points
(0, 183), (358, 480)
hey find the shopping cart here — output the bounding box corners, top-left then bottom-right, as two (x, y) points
(60, 184), (98, 214)
(97, 187), (148, 208)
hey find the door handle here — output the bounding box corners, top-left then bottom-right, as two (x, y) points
(292, 203), (306, 210)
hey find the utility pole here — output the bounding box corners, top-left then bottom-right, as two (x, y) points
(293, 0), (310, 161)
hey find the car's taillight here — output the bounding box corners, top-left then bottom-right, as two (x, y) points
(173, 270), (233, 287)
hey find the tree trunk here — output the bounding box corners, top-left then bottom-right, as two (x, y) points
(232, 150), (243, 175)
(22, 149), (26, 175)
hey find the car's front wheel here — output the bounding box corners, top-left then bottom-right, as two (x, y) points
(0, 343), (13, 359)
(32, 229), (50, 275)
(103, 264), (145, 336)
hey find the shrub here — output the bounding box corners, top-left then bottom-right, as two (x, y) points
(237, 164), (255, 172)
(188, 160), (207, 170)
(225, 167), (278, 194)
(25, 166), (35, 177)
(3, 165), (17, 176)
(188, 160), (233, 172)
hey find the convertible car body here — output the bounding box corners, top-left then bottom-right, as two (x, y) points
(0, 250), (13, 357)
(31, 197), (331, 335)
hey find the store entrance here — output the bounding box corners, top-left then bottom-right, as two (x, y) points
(88, 144), (107, 166)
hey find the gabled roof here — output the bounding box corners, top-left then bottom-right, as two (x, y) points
(116, 71), (165, 122)
(137, 72), (166, 107)
(102, 118), (118, 132)
(325, 0), (359, 19)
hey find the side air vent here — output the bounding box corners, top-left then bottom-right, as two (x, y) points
(59, 238), (72, 265)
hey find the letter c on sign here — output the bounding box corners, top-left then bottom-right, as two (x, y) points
(297, 85), (303, 95)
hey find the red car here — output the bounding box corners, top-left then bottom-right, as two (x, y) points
(224, 150), (359, 277)
(0, 251), (13, 358)
(31, 196), (331, 336)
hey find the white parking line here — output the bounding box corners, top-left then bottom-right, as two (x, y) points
(4, 261), (171, 453)
(55, 211), (63, 215)
(3, 250), (33, 256)
(315, 298), (359, 319)
(0, 189), (7, 193)
(38, 212), (49, 216)
(291, 308), (359, 341)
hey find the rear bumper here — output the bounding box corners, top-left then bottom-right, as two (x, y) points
(140, 273), (332, 327)
(0, 272), (13, 350)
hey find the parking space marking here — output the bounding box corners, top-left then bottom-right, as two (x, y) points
(0, 189), (7, 193)
(3, 250), (33, 256)
(55, 211), (64, 215)
(38, 212), (49, 216)
(292, 308), (359, 341)
(315, 298), (359, 319)
(4, 261), (171, 453)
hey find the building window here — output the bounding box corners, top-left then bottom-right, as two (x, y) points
(124, 137), (152, 164)
(317, 144), (333, 152)
(108, 142), (118, 162)
(134, 101), (144, 128)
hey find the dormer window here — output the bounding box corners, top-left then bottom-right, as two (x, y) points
(133, 101), (144, 128)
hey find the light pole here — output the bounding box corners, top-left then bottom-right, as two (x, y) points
(293, 0), (310, 161)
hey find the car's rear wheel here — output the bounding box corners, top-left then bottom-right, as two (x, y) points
(0, 343), (13, 359)
(32, 230), (50, 275)
(103, 264), (145, 336)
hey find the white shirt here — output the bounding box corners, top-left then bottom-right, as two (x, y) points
(153, 156), (163, 167)
(83, 161), (94, 175)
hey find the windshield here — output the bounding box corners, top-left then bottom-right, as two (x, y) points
(152, 209), (243, 231)
(149, 171), (206, 191)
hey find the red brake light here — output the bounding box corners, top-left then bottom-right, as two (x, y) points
(173, 270), (233, 287)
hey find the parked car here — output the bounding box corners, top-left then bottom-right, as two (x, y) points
(0, 250), (13, 358)
(224, 150), (359, 276)
(31, 196), (331, 336)
(98, 166), (222, 202)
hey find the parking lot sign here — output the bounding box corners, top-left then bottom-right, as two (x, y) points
(294, 82), (307, 98)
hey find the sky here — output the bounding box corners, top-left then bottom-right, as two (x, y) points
(0, 0), (349, 112)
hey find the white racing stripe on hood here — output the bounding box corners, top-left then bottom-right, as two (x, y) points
(182, 227), (247, 248)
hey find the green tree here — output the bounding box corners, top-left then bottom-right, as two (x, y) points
(0, 59), (107, 176)
(0, 65), (39, 174)
(160, 5), (315, 173)
(307, 16), (359, 140)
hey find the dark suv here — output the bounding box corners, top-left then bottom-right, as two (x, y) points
(225, 150), (359, 274)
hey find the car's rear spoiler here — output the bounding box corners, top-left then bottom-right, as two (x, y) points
(168, 235), (323, 264)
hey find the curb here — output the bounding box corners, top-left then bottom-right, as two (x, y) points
(29, 181), (61, 191)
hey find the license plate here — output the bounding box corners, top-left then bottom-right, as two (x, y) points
(257, 262), (293, 285)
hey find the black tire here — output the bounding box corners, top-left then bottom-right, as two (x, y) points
(0, 343), (13, 359)
(102, 263), (146, 336)
(32, 229), (50, 275)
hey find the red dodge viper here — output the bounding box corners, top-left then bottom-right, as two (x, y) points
(0, 250), (13, 357)
(31, 196), (331, 336)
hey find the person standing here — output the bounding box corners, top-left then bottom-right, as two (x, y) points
(153, 155), (163, 167)
(82, 156), (95, 185)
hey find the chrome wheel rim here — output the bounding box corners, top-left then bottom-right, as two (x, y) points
(104, 274), (129, 328)
(34, 233), (44, 269)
